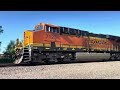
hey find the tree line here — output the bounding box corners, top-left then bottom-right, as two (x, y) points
(0, 26), (22, 60)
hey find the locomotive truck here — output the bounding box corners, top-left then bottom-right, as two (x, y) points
(14, 23), (120, 64)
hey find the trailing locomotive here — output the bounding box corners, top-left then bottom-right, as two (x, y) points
(14, 23), (120, 64)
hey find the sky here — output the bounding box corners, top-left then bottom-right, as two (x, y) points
(0, 11), (120, 53)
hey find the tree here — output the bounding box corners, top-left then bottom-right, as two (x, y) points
(3, 40), (15, 59)
(3, 39), (23, 59)
(0, 26), (3, 33)
(0, 26), (3, 51)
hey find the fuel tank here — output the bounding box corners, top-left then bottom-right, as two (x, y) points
(75, 52), (110, 61)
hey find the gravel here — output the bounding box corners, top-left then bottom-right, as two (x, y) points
(1, 61), (120, 79)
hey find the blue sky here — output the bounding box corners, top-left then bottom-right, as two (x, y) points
(0, 11), (120, 53)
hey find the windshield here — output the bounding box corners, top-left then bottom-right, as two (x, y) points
(35, 25), (43, 30)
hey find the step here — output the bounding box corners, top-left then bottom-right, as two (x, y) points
(24, 50), (29, 52)
(24, 48), (29, 50)
(24, 48), (29, 49)
(23, 54), (29, 55)
(24, 52), (29, 54)
(23, 60), (31, 62)
(23, 56), (29, 58)
(24, 52), (29, 53)
(24, 49), (29, 51)
(23, 57), (29, 59)
(23, 54), (29, 56)
(24, 48), (28, 49)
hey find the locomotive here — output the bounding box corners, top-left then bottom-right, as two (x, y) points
(14, 23), (120, 64)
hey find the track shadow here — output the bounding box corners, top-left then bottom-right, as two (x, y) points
(0, 63), (19, 67)
(0, 59), (120, 67)
(23, 59), (120, 66)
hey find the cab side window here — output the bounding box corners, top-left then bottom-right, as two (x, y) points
(78, 30), (81, 35)
(69, 28), (73, 35)
(46, 25), (50, 32)
(64, 27), (69, 34)
(46, 25), (59, 34)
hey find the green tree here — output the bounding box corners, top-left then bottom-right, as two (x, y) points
(0, 26), (4, 51)
(3, 40), (15, 59)
(0, 26), (3, 33)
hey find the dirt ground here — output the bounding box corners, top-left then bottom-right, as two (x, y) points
(0, 61), (120, 79)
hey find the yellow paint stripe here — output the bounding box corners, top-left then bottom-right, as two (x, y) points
(62, 44), (69, 48)
(45, 48), (50, 49)
(56, 44), (61, 47)
(63, 48), (67, 50)
(32, 43), (43, 46)
(70, 45), (77, 48)
(77, 46), (83, 48)
(72, 48), (75, 50)
(44, 43), (51, 47)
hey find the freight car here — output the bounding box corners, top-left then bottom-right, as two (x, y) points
(14, 23), (120, 64)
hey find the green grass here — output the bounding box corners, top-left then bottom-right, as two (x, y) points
(0, 58), (15, 63)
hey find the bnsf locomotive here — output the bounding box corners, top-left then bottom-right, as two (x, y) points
(14, 23), (120, 64)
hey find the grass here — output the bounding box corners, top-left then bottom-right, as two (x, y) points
(0, 58), (15, 63)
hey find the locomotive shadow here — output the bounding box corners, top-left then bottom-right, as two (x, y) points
(0, 59), (120, 67)
(20, 59), (120, 66)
